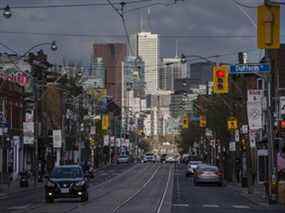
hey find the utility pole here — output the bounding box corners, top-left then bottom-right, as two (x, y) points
(32, 65), (39, 187)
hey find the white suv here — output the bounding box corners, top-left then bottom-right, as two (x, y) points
(143, 153), (156, 163)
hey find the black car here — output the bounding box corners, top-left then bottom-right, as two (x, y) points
(45, 165), (89, 203)
(160, 154), (167, 163)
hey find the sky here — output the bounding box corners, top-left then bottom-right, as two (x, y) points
(0, 0), (284, 65)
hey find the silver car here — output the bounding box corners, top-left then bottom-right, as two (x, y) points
(117, 155), (129, 164)
(193, 165), (223, 186)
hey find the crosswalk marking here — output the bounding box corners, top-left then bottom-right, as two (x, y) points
(232, 205), (250, 209)
(203, 204), (219, 208)
(172, 203), (189, 207)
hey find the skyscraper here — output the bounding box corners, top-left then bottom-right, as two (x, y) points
(93, 43), (127, 106)
(132, 32), (160, 95)
(160, 57), (187, 91)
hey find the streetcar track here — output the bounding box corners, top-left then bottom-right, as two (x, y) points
(87, 163), (157, 202)
(111, 164), (173, 213)
(112, 165), (162, 213)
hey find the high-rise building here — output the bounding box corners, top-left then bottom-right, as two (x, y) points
(160, 57), (187, 91)
(93, 43), (127, 106)
(189, 62), (213, 84)
(132, 32), (160, 95)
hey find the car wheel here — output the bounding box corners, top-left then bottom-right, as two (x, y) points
(46, 197), (54, 203)
(81, 192), (89, 202)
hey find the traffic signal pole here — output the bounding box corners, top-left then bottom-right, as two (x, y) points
(33, 71), (39, 187)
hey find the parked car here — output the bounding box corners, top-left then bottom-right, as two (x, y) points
(193, 164), (223, 186)
(117, 155), (129, 164)
(45, 165), (89, 203)
(166, 155), (177, 163)
(143, 153), (156, 163)
(160, 154), (167, 163)
(186, 161), (203, 177)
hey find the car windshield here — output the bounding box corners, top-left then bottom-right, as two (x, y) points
(51, 167), (83, 179)
(190, 161), (202, 165)
(200, 167), (218, 172)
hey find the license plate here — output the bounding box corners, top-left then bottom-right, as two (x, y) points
(60, 188), (69, 193)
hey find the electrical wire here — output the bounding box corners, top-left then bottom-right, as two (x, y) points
(105, 0), (135, 56)
(231, 0), (259, 9)
(0, 0), (158, 10)
(1, 30), (284, 39)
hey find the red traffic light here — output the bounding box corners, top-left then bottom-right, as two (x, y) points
(216, 70), (225, 78)
(280, 120), (285, 128)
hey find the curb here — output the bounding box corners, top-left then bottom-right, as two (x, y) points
(227, 183), (269, 207)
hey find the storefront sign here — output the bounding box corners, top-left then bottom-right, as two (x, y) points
(0, 64), (30, 87)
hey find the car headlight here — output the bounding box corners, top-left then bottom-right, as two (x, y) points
(75, 180), (85, 186)
(47, 181), (55, 187)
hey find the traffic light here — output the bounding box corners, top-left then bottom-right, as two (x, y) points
(257, 4), (280, 49)
(102, 114), (110, 130)
(213, 66), (229, 94)
(182, 114), (189, 129)
(199, 115), (206, 128)
(24, 95), (34, 114)
(240, 139), (247, 152)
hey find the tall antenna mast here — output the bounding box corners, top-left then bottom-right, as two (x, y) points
(175, 40), (178, 58)
(140, 9), (143, 32)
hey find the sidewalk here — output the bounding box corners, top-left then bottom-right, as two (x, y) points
(228, 182), (270, 206)
(0, 179), (44, 198)
(0, 162), (116, 197)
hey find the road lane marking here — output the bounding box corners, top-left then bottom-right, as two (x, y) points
(112, 165), (161, 213)
(7, 204), (31, 210)
(172, 203), (189, 207)
(203, 204), (219, 208)
(232, 205), (250, 209)
(156, 166), (173, 213)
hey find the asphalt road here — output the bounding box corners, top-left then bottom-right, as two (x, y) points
(172, 163), (284, 213)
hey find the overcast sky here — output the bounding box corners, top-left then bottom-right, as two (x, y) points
(0, 0), (284, 65)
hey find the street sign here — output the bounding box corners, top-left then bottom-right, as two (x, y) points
(247, 101), (263, 130)
(229, 142), (236, 152)
(235, 129), (240, 142)
(103, 135), (109, 146)
(53, 130), (62, 148)
(242, 125), (248, 134)
(230, 64), (270, 74)
(249, 130), (256, 148)
(248, 90), (263, 102)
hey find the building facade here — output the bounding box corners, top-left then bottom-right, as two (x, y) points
(93, 43), (127, 106)
(132, 32), (160, 95)
(160, 57), (187, 91)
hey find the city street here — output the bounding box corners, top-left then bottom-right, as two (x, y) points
(0, 163), (285, 213)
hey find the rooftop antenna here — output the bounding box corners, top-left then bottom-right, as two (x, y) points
(147, 7), (152, 32)
(140, 9), (143, 32)
(175, 40), (178, 58)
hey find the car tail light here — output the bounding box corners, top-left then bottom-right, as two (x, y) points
(215, 171), (223, 176)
